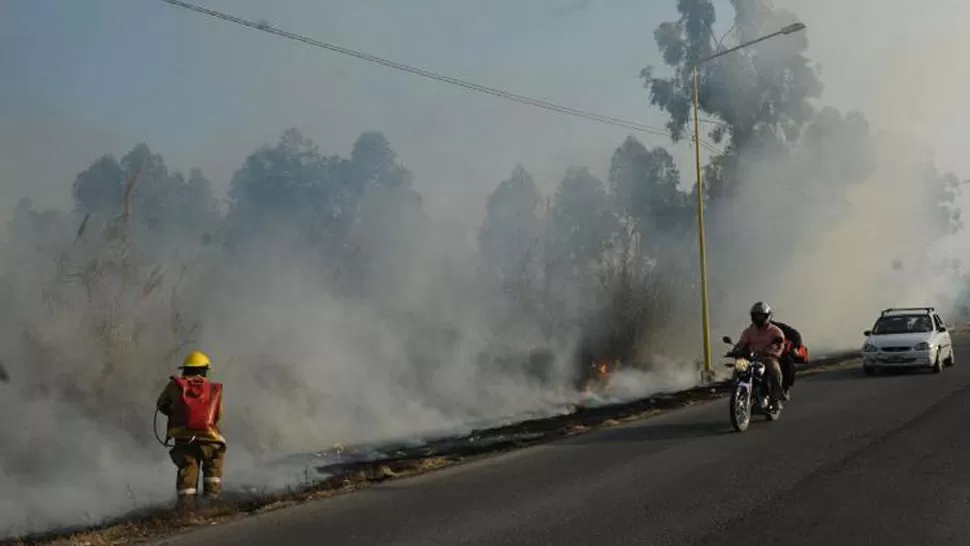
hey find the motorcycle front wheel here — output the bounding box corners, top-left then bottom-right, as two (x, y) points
(730, 385), (752, 432)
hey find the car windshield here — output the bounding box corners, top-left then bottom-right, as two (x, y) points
(871, 314), (934, 335)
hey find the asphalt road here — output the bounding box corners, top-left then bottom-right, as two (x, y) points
(158, 333), (970, 546)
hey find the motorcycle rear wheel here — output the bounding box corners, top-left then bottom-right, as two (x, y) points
(730, 386), (752, 432)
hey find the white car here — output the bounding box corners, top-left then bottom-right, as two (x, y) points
(861, 307), (955, 375)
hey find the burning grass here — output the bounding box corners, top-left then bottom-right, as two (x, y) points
(4, 351), (860, 546)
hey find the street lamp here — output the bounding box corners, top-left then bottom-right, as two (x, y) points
(693, 22), (807, 384)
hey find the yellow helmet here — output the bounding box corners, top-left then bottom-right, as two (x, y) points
(181, 350), (212, 369)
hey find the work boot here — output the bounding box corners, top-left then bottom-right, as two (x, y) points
(175, 494), (197, 512)
(194, 494), (216, 510)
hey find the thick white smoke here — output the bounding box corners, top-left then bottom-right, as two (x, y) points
(3, 0), (969, 540)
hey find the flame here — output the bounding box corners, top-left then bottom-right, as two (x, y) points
(582, 359), (616, 397)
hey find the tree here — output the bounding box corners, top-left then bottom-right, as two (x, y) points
(72, 155), (125, 218)
(607, 137), (690, 251)
(548, 167), (617, 271)
(347, 131), (413, 193)
(225, 129), (417, 257)
(641, 0), (822, 199)
(71, 144), (219, 249)
(479, 165), (543, 280)
(181, 168), (221, 240)
(338, 131), (416, 244)
(119, 143), (167, 230)
(117, 144), (219, 243)
(225, 128), (340, 249)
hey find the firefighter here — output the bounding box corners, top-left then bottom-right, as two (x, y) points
(156, 350), (226, 509)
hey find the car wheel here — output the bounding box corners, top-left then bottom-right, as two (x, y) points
(933, 354), (943, 374)
(945, 351), (955, 367)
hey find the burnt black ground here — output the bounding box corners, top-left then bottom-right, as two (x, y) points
(156, 333), (970, 546)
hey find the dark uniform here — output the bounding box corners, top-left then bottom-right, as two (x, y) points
(156, 350), (226, 507)
(772, 321), (806, 393)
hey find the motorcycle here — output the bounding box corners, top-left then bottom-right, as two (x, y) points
(721, 335), (782, 432)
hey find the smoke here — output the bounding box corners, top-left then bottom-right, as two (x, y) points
(704, 107), (963, 355)
(593, 356), (701, 402)
(3, 0), (970, 540)
(0, 136), (635, 538)
(637, 0), (968, 356)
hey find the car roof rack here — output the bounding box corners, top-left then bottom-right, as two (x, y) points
(880, 307), (935, 317)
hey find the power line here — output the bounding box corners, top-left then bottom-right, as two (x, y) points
(157, 0), (675, 138)
(698, 117), (730, 127)
(685, 124), (725, 156)
(156, 1), (837, 206)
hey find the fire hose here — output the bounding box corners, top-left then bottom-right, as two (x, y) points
(153, 408), (196, 448)
(153, 408), (174, 447)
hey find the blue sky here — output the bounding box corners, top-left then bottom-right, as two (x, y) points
(3, 0), (970, 224)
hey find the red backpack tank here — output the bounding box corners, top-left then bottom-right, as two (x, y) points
(170, 376), (223, 431)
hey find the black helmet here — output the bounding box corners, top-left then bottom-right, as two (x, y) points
(750, 301), (772, 327)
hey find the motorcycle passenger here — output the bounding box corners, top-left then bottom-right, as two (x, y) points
(734, 301), (786, 408)
(773, 320), (807, 401)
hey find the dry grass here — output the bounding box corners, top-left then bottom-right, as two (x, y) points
(4, 350), (863, 546)
(8, 458), (458, 546)
(588, 227), (678, 367)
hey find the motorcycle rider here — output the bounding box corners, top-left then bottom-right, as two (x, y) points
(734, 301), (786, 409)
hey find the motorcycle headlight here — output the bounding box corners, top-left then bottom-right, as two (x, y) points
(734, 358), (750, 372)
(862, 343), (878, 353)
(914, 342), (932, 351)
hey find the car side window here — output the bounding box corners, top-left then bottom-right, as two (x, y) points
(933, 314), (946, 332)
